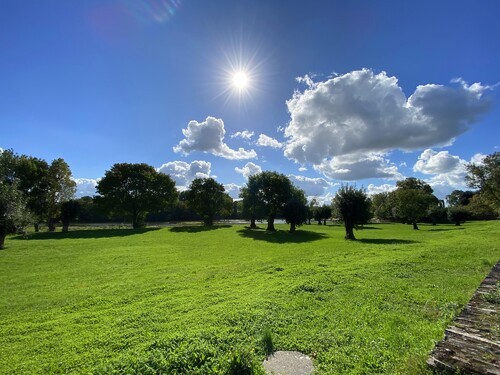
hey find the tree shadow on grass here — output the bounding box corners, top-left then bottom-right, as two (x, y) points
(169, 225), (232, 233)
(359, 226), (383, 230)
(13, 228), (161, 240)
(358, 238), (420, 245)
(237, 228), (328, 243)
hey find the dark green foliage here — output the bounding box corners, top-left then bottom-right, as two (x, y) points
(427, 206), (448, 226)
(0, 181), (31, 248)
(228, 348), (260, 375)
(371, 192), (394, 221)
(242, 172), (295, 231)
(391, 178), (439, 230)
(314, 205), (332, 225)
(466, 152), (500, 214)
(446, 190), (475, 207)
(185, 178), (232, 226)
(448, 206), (471, 226)
(60, 200), (81, 232)
(261, 328), (274, 357)
(332, 185), (371, 240)
(96, 163), (178, 228)
(282, 188), (308, 232)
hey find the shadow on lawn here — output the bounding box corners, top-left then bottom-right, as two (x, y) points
(358, 238), (419, 245)
(426, 227), (465, 232)
(169, 225), (231, 233)
(13, 228), (161, 240)
(237, 227), (327, 243)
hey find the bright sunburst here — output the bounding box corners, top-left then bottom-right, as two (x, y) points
(232, 71), (249, 90)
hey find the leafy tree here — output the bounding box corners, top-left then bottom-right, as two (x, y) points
(446, 190), (474, 207)
(306, 199), (317, 225)
(448, 206), (470, 226)
(0, 182), (31, 249)
(314, 205), (332, 225)
(466, 194), (497, 220)
(466, 152), (500, 214)
(16, 155), (50, 231)
(391, 178), (438, 230)
(60, 200), (81, 232)
(282, 188), (308, 233)
(239, 182), (266, 229)
(371, 192), (394, 221)
(243, 171), (294, 231)
(46, 158), (76, 231)
(332, 185), (371, 240)
(96, 163), (178, 228)
(185, 178), (232, 226)
(427, 206), (448, 226)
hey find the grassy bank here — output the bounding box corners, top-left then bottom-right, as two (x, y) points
(0, 221), (498, 374)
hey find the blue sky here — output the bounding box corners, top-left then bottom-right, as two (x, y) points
(1, 0), (499, 201)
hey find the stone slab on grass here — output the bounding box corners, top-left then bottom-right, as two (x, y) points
(263, 351), (314, 375)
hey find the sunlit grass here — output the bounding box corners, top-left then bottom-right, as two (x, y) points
(0, 221), (498, 374)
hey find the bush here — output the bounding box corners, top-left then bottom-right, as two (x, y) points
(448, 206), (470, 226)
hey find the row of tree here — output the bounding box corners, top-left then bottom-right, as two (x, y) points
(1, 148), (498, 248)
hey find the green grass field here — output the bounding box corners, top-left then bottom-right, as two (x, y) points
(0, 221), (498, 374)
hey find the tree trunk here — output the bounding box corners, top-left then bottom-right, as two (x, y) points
(204, 217), (213, 226)
(266, 215), (276, 231)
(455, 221), (461, 226)
(307, 218), (311, 225)
(412, 222), (419, 230)
(289, 222), (296, 233)
(132, 212), (146, 228)
(250, 216), (257, 229)
(34, 223), (40, 232)
(323, 218), (327, 225)
(62, 221), (69, 232)
(0, 233), (5, 249)
(317, 220), (322, 225)
(48, 219), (56, 232)
(344, 223), (356, 240)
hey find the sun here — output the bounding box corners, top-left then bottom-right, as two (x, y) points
(232, 71), (249, 90)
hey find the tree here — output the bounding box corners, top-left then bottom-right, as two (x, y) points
(371, 192), (394, 221)
(446, 190), (474, 207)
(239, 182), (266, 229)
(332, 185), (371, 240)
(314, 205), (332, 225)
(448, 206), (470, 226)
(391, 178), (438, 230)
(185, 178), (232, 226)
(16, 155), (50, 231)
(46, 158), (76, 231)
(244, 172), (294, 231)
(466, 152), (500, 214)
(466, 195), (497, 220)
(427, 206), (448, 226)
(60, 200), (81, 232)
(282, 188), (308, 233)
(0, 182), (31, 249)
(96, 163), (178, 228)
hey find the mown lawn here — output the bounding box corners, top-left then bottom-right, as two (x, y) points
(0, 221), (498, 374)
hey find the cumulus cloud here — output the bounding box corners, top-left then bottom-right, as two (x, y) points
(224, 183), (241, 200)
(298, 166), (308, 172)
(284, 69), (493, 180)
(174, 116), (257, 160)
(73, 178), (99, 198)
(256, 134), (283, 149)
(235, 162), (262, 179)
(230, 130), (254, 140)
(157, 160), (212, 190)
(367, 183), (396, 196)
(288, 174), (334, 197)
(314, 153), (403, 181)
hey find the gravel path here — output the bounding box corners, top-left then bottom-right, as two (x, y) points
(262, 351), (314, 375)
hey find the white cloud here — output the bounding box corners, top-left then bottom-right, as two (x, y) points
(73, 178), (99, 198)
(413, 149), (464, 175)
(230, 130), (254, 140)
(367, 183), (396, 196)
(298, 166), (308, 172)
(157, 160), (212, 190)
(284, 69), (493, 180)
(174, 116), (257, 160)
(224, 183), (241, 200)
(470, 153), (486, 165)
(256, 134), (283, 149)
(314, 153), (403, 181)
(235, 162), (262, 179)
(288, 174), (334, 196)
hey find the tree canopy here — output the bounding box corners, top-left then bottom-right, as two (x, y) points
(282, 187), (308, 233)
(185, 178), (232, 226)
(332, 185), (371, 240)
(96, 163), (178, 228)
(466, 152), (500, 214)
